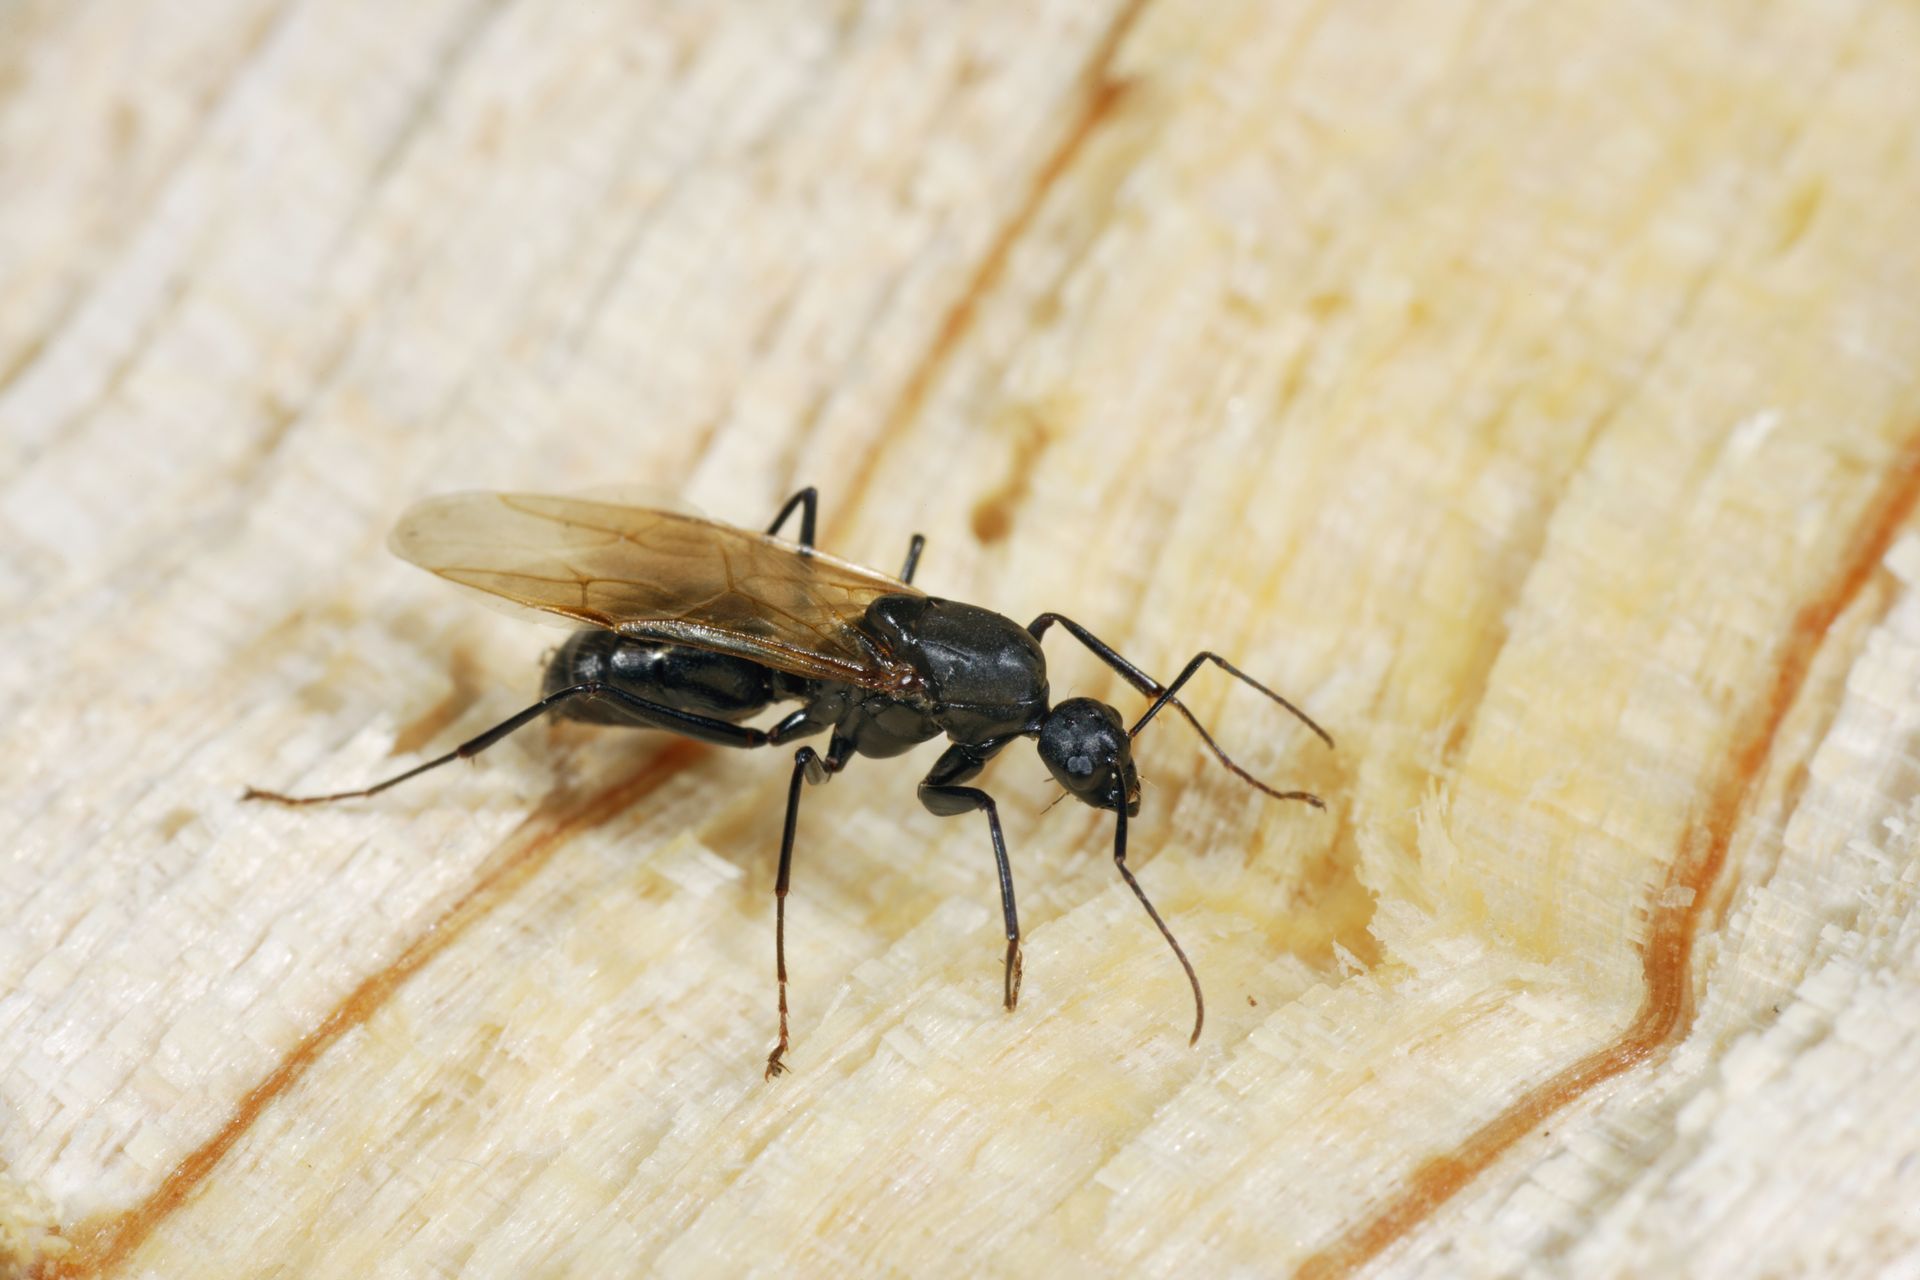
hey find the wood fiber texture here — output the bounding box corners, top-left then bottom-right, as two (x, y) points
(4, 1), (1920, 1276)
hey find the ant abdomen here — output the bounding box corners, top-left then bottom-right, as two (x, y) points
(543, 631), (781, 726)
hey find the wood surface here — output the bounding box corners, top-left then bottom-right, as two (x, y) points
(5, 0), (1920, 1275)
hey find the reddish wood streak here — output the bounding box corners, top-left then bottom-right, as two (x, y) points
(51, 741), (705, 1278)
(830, 0), (1145, 537)
(1298, 439), (1920, 1279)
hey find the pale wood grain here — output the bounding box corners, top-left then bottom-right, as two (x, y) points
(4, 1), (1920, 1276)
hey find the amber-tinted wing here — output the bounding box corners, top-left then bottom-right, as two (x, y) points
(389, 491), (924, 688)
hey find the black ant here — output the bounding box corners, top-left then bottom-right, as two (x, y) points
(246, 487), (1333, 1077)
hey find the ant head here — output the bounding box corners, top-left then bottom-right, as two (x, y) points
(1037, 698), (1140, 816)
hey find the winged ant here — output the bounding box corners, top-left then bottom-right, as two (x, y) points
(247, 487), (1333, 1077)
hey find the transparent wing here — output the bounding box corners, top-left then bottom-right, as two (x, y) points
(389, 491), (923, 688)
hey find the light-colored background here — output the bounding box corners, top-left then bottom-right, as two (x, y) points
(5, 1), (1920, 1275)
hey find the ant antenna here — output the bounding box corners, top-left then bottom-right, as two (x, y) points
(1129, 652), (1332, 807)
(1113, 806), (1204, 1045)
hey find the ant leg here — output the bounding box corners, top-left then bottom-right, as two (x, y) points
(918, 739), (1022, 1012)
(766, 733), (851, 1080)
(244, 682), (771, 806)
(1129, 651), (1331, 749)
(765, 488), (922, 582)
(1029, 613), (1331, 747)
(1028, 613), (1159, 698)
(765, 705), (832, 745)
(921, 784), (1020, 1011)
(898, 533), (926, 585)
(765, 487), (819, 549)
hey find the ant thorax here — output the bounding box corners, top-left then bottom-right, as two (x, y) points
(857, 594), (1050, 745)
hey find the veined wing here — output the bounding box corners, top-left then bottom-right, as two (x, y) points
(389, 491), (924, 688)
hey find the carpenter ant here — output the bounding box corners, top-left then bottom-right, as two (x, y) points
(246, 487), (1333, 1077)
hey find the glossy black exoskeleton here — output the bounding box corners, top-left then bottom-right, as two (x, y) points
(247, 487), (1333, 1077)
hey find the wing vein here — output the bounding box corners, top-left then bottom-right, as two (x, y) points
(391, 491), (923, 690)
